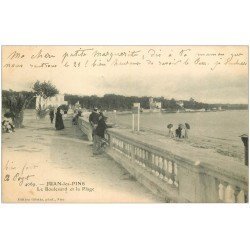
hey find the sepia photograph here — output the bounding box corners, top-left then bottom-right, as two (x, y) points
(1, 45), (249, 203)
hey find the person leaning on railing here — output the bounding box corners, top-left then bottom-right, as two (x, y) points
(92, 112), (108, 155)
(89, 107), (100, 139)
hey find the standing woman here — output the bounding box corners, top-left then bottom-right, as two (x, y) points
(55, 107), (65, 130)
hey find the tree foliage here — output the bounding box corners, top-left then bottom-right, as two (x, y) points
(2, 81), (59, 126)
(33, 81), (59, 99)
(1, 90), (30, 127)
(33, 81), (59, 119)
(2, 90), (36, 110)
(64, 94), (248, 111)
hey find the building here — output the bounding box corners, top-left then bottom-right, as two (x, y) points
(149, 97), (162, 110)
(36, 94), (68, 110)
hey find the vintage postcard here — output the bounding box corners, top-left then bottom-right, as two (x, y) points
(1, 45), (248, 203)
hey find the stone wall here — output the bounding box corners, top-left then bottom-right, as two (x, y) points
(78, 116), (93, 141)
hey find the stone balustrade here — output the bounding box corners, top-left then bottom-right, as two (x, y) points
(78, 118), (248, 203)
(105, 128), (248, 203)
(78, 116), (93, 141)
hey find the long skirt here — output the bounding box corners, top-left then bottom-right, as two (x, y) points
(55, 114), (64, 130)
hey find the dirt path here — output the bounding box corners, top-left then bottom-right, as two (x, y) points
(2, 111), (162, 203)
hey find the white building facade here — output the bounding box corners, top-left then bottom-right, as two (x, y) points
(149, 97), (162, 110)
(36, 94), (68, 110)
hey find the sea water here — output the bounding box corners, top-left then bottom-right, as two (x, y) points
(110, 110), (248, 162)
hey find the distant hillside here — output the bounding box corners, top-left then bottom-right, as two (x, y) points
(64, 94), (248, 111)
(2, 90), (247, 111)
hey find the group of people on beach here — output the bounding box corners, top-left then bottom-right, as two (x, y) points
(168, 123), (190, 139)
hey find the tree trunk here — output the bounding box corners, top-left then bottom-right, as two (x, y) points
(14, 110), (24, 128)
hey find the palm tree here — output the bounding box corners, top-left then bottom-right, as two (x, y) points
(2, 91), (27, 127)
(2, 81), (59, 127)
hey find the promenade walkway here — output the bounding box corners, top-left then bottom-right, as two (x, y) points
(2, 111), (161, 203)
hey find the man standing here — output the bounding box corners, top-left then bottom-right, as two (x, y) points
(93, 113), (108, 155)
(89, 107), (101, 155)
(89, 107), (100, 138)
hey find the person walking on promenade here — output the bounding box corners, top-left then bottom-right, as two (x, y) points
(72, 110), (82, 125)
(55, 107), (65, 130)
(49, 109), (55, 124)
(93, 113), (108, 155)
(89, 107), (100, 139)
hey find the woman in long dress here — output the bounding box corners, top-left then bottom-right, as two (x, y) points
(55, 107), (65, 130)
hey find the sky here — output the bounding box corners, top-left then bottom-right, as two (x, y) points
(2, 45), (248, 104)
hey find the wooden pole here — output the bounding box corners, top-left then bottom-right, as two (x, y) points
(132, 114), (135, 131)
(137, 107), (140, 131)
(114, 110), (117, 125)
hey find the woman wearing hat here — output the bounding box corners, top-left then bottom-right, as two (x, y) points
(55, 107), (65, 130)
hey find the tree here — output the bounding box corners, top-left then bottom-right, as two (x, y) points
(2, 89), (39, 128)
(33, 81), (59, 118)
(2, 81), (59, 128)
(33, 81), (59, 99)
(2, 90), (29, 128)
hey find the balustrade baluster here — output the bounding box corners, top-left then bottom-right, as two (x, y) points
(218, 182), (226, 202)
(129, 144), (132, 159)
(167, 161), (173, 185)
(151, 154), (155, 173)
(139, 149), (142, 166)
(225, 185), (235, 203)
(163, 159), (168, 182)
(158, 157), (164, 179)
(173, 162), (178, 187)
(236, 189), (245, 203)
(142, 150), (148, 169)
(234, 187), (243, 203)
(154, 156), (159, 176)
